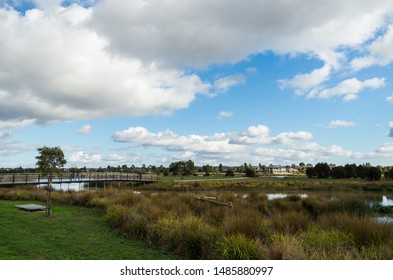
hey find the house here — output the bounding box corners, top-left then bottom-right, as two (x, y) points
(266, 165), (287, 174)
(266, 164), (299, 174)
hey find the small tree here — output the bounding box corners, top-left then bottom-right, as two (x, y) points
(36, 146), (67, 217)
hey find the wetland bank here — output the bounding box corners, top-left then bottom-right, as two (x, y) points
(1, 177), (393, 260)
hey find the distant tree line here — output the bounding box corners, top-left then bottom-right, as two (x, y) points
(306, 163), (383, 181)
(4, 158), (393, 182)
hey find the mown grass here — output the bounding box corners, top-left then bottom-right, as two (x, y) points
(0, 199), (171, 260)
(1, 185), (393, 260)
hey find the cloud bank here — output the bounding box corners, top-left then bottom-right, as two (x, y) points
(0, 0), (392, 128)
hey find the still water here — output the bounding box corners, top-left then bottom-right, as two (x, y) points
(38, 182), (90, 191)
(266, 192), (393, 224)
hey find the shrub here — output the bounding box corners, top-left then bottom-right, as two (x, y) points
(216, 233), (265, 260)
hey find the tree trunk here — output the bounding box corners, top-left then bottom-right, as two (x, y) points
(45, 188), (50, 216)
(45, 173), (52, 217)
(47, 188), (52, 217)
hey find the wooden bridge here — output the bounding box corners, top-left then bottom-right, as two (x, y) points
(0, 172), (158, 187)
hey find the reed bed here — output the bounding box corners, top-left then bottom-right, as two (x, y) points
(1, 186), (392, 259)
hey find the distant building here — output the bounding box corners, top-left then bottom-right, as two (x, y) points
(266, 164), (299, 174)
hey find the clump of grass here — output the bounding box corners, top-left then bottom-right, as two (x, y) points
(0, 188), (32, 201)
(122, 206), (149, 239)
(156, 193), (191, 216)
(268, 233), (304, 260)
(269, 198), (293, 213)
(87, 196), (116, 209)
(271, 210), (310, 234)
(51, 190), (74, 205)
(104, 204), (130, 229)
(301, 197), (326, 218)
(320, 214), (393, 246)
(155, 213), (220, 259)
(326, 198), (373, 216)
(357, 244), (393, 260)
(223, 207), (265, 238)
(137, 196), (165, 222)
(300, 226), (354, 259)
(201, 203), (230, 225)
(215, 233), (266, 260)
(72, 190), (95, 206)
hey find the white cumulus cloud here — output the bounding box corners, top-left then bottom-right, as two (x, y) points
(387, 93), (393, 105)
(217, 111), (234, 120)
(328, 120), (357, 128)
(68, 150), (101, 164)
(213, 74), (246, 94)
(113, 124), (316, 165)
(350, 23), (393, 71)
(77, 124), (92, 134)
(278, 64), (332, 95)
(308, 77), (385, 102)
(0, 5), (210, 126)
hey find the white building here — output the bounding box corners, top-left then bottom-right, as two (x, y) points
(266, 165), (298, 174)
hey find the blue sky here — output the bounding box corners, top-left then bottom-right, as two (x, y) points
(1, 0), (393, 168)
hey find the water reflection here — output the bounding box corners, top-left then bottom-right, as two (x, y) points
(381, 196), (393, 207)
(266, 193), (308, 200)
(38, 182), (87, 191)
(375, 216), (393, 224)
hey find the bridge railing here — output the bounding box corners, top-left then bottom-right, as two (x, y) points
(0, 172), (158, 185)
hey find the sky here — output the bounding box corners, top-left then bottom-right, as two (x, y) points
(1, 0), (393, 168)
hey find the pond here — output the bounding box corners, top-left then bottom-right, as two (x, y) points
(265, 192), (393, 224)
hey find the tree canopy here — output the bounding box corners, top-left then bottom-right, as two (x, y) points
(36, 146), (67, 175)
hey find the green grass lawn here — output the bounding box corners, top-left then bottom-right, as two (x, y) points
(0, 200), (172, 260)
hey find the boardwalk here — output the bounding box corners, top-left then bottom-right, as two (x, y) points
(0, 172), (158, 186)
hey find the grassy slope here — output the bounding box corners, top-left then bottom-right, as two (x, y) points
(0, 200), (171, 260)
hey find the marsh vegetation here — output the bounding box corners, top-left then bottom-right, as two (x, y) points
(1, 179), (393, 260)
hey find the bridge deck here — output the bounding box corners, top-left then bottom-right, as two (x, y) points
(0, 172), (158, 186)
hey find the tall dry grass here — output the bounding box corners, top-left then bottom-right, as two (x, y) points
(2, 186), (393, 259)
